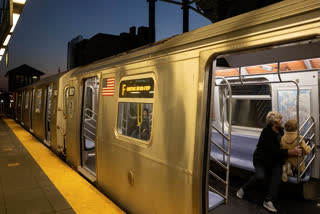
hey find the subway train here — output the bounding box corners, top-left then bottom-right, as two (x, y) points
(10, 0), (320, 213)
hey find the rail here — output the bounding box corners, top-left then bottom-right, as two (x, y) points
(208, 76), (232, 210)
(83, 108), (97, 145)
(297, 116), (316, 182)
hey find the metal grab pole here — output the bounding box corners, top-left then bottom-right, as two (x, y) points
(215, 77), (232, 203)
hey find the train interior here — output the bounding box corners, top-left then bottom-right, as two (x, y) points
(81, 76), (99, 175)
(207, 39), (320, 210)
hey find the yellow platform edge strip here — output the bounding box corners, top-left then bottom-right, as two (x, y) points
(4, 118), (125, 214)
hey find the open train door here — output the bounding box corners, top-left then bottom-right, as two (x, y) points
(80, 76), (99, 179)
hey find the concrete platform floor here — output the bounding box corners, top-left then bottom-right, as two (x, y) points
(0, 117), (75, 214)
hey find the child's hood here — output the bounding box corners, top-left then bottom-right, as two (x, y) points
(282, 131), (299, 144)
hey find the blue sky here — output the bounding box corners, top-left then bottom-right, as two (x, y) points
(0, 0), (211, 89)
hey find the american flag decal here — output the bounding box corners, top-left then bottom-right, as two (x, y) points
(102, 77), (115, 96)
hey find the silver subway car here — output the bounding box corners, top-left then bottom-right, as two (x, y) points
(13, 0), (320, 213)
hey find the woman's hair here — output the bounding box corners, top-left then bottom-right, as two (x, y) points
(284, 119), (297, 131)
(266, 111), (282, 125)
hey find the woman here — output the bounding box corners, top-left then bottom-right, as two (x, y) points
(236, 112), (302, 213)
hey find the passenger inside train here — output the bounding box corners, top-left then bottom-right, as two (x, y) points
(131, 108), (151, 140)
(236, 112), (303, 213)
(281, 119), (311, 182)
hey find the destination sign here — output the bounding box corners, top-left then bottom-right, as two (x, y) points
(119, 78), (154, 98)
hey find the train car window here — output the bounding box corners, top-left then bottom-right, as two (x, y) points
(17, 94), (21, 107)
(85, 87), (93, 117)
(117, 77), (154, 142)
(64, 87), (69, 116)
(222, 78), (271, 128)
(227, 99), (271, 128)
(25, 91), (29, 109)
(35, 89), (42, 113)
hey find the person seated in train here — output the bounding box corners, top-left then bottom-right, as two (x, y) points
(131, 108), (150, 140)
(280, 119), (311, 182)
(236, 112), (302, 213)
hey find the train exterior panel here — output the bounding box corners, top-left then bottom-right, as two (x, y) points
(10, 0), (320, 213)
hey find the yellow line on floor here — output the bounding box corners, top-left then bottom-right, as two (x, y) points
(4, 118), (125, 214)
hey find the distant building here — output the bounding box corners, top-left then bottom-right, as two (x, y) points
(5, 64), (45, 92)
(67, 35), (84, 70)
(67, 26), (150, 70)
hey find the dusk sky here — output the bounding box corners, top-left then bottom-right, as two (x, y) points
(0, 0), (211, 90)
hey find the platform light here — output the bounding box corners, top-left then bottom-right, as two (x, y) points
(13, 0), (26, 4)
(3, 35), (11, 46)
(10, 13), (20, 33)
(0, 56), (2, 61)
(0, 48), (5, 55)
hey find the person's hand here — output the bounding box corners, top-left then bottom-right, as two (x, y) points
(293, 146), (302, 156)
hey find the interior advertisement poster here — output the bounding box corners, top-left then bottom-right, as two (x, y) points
(277, 89), (311, 130)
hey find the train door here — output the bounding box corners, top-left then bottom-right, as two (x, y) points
(203, 63), (234, 212)
(80, 76), (99, 175)
(20, 91), (24, 123)
(30, 88), (35, 131)
(45, 85), (52, 145)
(62, 86), (69, 153)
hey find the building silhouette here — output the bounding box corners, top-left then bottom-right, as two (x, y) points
(67, 26), (150, 70)
(5, 64), (45, 92)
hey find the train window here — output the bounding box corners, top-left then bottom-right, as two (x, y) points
(35, 89), (42, 113)
(118, 103), (153, 141)
(117, 77), (154, 142)
(223, 78), (272, 128)
(25, 91), (29, 109)
(85, 87), (93, 117)
(227, 99), (271, 128)
(17, 94), (21, 107)
(64, 87), (69, 116)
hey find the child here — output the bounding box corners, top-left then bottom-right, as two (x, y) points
(280, 119), (311, 182)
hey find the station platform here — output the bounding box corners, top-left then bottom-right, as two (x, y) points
(0, 115), (124, 214)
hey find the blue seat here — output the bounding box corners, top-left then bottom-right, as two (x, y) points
(211, 131), (257, 172)
(84, 138), (95, 150)
(208, 191), (224, 211)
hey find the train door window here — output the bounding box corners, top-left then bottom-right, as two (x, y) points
(45, 85), (52, 144)
(17, 94), (21, 108)
(64, 87), (69, 117)
(223, 78), (272, 128)
(30, 89), (35, 129)
(35, 89), (42, 113)
(81, 76), (99, 174)
(117, 77), (154, 142)
(21, 91), (24, 121)
(25, 91), (29, 109)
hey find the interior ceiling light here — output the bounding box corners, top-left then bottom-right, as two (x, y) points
(10, 13), (20, 33)
(3, 35), (11, 46)
(13, 0), (26, 4)
(260, 65), (273, 71)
